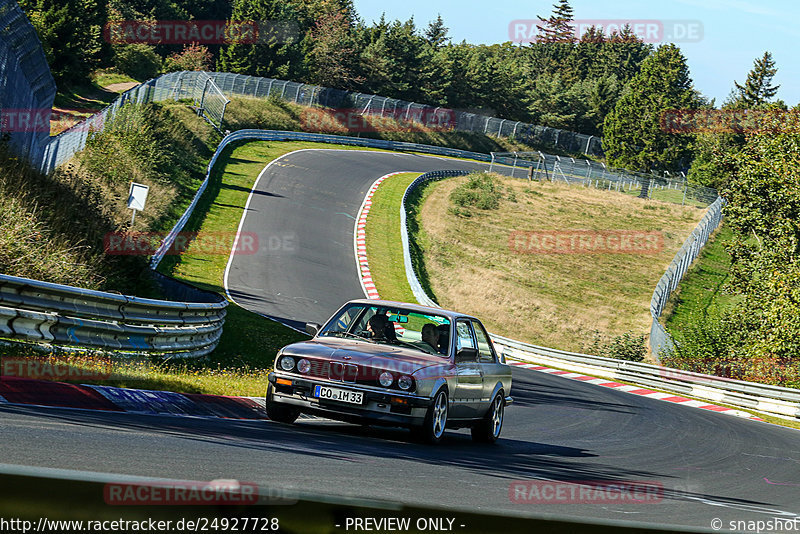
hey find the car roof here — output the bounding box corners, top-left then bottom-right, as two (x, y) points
(344, 299), (476, 321)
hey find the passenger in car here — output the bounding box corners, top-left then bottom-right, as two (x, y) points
(422, 323), (440, 352)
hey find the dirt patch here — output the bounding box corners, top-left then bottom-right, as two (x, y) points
(104, 82), (139, 93)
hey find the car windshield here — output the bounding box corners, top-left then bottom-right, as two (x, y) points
(319, 304), (451, 356)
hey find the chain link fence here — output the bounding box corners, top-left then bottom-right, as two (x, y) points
(0, 0), (57, 165)
(205, 71), (603, 156)
(489, 152), (719, 207)
(649, 197), (725, 358)
(39, 71), (229, 174)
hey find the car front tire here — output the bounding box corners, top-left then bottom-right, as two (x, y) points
(471, 392), (504, 443)
(266, 383), (301, 424)
(412, 388), (448, 444)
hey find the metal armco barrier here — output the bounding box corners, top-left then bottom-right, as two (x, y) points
(492, 334), (800, 420)
(396, 170), (799, 420)
(0, 273), (226, 357)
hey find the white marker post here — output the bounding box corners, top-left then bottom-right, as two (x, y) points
(127, 182), (149, 227)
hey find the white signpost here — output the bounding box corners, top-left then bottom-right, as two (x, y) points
(127, 182), (149, 226)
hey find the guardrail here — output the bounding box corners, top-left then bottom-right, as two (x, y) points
(396, 170), (799, 420)
(0, 273), (226, 357)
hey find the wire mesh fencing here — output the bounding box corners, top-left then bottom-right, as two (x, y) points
(0, 0), (57, 165)
(38, 71), (229, 174)
(488, 152), (719, 208)
(205, 71), (603, 156)
(649, 197), (725, 358)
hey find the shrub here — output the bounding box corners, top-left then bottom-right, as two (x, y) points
(164, 43), (213, 72)
(449, 172), (505, 212)
(113, 44), (162, 81)
(586, 330), (646, 362)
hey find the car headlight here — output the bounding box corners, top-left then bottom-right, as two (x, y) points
(279, 356), (295, 371)
(397, 375), (413, 390)
(297, 358), (311, 374)
(379, 371), (394, 387)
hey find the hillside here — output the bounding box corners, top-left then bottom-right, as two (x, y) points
(415, 174), (707, 356)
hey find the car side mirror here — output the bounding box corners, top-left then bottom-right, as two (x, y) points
(455, 347), (478, 363)
(305, 322), (321, 336)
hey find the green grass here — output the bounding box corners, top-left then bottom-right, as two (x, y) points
(662, 225), (739, 331)
(364, 173), (421, 303)
(91, 69), (139, 89)
(148, 141), (392, 395)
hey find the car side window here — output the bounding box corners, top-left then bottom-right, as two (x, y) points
(471, 321), (496, 363)
(455, 320), (475, 351)
(336, 306), (363, 331)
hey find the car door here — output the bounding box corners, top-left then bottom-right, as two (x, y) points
(471, 319), (504, 416)
(452, 319), (484, 418)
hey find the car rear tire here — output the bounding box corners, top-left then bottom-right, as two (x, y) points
(266, 383), (300, 424)
(411, 389), (448, 444)
(471, 392), (504, 443)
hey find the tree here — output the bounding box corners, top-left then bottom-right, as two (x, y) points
(424, 14), (450, 48)
(307, 3), (363, 89)
(18, 0), (105, 86)
(602, 44), (697, 172)
(218, 0), (309, 80)
(536, 0), (575, 43)
(716, 106), (800, 372)
(733, 52), (780, 107)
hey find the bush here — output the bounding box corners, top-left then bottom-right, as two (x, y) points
(449, 172), (505, 213)
(663, 308), (800, 388)
(164, 43), (213, 73)
(587, 331), (646, 362)
(113, 44), (162, 81)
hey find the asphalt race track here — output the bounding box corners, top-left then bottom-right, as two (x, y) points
(224, 149), (519, 330)
(3, 148), (799, 530)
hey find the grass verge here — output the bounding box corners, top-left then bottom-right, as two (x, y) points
(662, 224), (738, 331)
(364, 173), (422, 303)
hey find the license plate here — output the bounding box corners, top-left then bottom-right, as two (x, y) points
(314, 385), (363, 405)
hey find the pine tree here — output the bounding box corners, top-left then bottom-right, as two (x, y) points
(536, 0), (575, 43)
(424, 15), (450, 48)
(733, 52), (779, 107)
(603, 44), (697, 172)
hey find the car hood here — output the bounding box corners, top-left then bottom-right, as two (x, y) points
(281, 337), (448, 373)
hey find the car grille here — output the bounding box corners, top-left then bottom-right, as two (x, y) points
(329, 362), (358, 383)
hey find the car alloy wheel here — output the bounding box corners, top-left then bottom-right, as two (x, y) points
(472, 392), (504, 443)
(413, 389), (448, 444)
(432, 390), (448, 439)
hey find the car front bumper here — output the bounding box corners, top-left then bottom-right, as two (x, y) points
(268, 372), (434, 426)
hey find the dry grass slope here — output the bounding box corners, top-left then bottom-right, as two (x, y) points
(418, 175), (706, 354)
